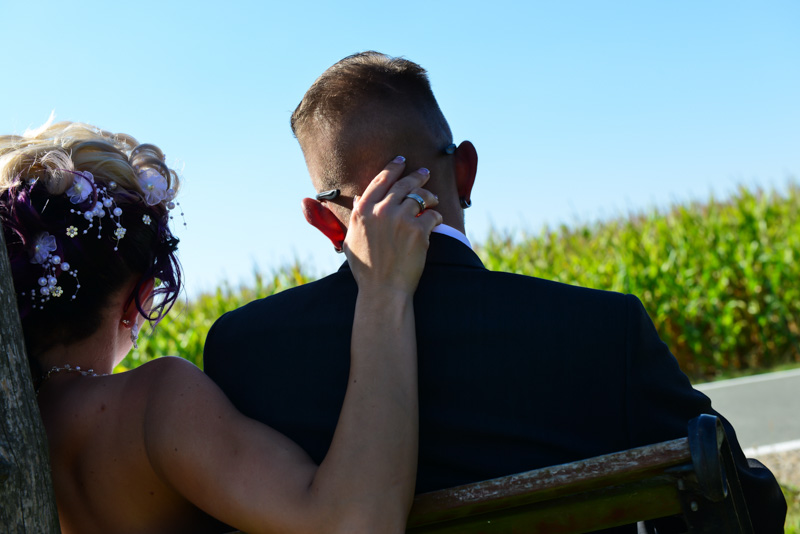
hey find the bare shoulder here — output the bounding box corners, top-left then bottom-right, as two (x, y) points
(132, 354), (203, 381)
(133, 356), (234, 427)
(128, 356), (212, 402)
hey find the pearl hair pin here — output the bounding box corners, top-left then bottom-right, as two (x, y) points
(65, 170), (126, 250)
(25, 234), (81, 310)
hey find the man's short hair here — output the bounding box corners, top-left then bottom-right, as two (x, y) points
(291, 51), (452, 190)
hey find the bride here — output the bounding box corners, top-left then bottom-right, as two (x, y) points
(0, 121), (440, 533)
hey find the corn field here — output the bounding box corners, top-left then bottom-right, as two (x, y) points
(480, 183), (800, 379)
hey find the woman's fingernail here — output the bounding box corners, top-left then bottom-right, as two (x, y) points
(393, 156), (406, 164)
(434, 194), (439, 201)
(418, 168), (430, 176)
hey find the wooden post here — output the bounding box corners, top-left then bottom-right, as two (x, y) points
(0, 224), (60, 532)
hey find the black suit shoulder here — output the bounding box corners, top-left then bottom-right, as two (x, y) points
(207, 270), (356, 340)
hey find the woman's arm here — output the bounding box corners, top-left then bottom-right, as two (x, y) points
(310, 160), (440, 531)
(143, 159), (441, 533)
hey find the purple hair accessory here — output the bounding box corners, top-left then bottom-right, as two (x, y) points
(138, 169), (168, 206)
(22, 231), (81, 309)
(30, 232), (57, 264)
(66, 171), (94, 204)
(62, 169), (127, 248)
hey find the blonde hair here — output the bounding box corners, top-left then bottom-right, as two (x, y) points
(0, 119), (179, 198)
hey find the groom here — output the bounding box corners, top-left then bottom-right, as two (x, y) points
(204, 51), (785, 531)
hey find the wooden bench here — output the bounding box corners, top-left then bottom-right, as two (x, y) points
(405, 414), (753, 533)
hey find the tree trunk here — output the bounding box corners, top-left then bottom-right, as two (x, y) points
(0, 225), (60, 532)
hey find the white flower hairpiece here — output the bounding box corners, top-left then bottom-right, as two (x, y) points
(23, 231), (80, 309)
(65, 171), (126, 251)
(137, 168), (183, 226)
(66, 172), (93, 204)
(30, 232), (57, 265)
(138, 168), (169, 206)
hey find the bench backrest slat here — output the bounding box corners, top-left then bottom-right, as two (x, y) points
(408, 437), (690, 528)
(408, 478), (684, 534)
(408, 438), (691, 532)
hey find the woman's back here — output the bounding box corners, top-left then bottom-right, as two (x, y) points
(39, 358), (226, 534)
(38, 358), (228, 533)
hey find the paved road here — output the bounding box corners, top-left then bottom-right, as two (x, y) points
(695, 368), (800, 451)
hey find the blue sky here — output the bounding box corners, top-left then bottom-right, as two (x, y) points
(3, 1), (798, 295)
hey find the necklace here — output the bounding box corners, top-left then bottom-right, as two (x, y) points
(36, 363), (109, 395)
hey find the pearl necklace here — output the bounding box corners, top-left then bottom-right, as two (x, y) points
(36, 363), (109, 395)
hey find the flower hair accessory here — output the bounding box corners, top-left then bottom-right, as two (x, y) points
(137, 168), (184, 227)
(66, 171), (92, 203)
(22, 231), (81, 310)
(65, 170), (127, 251)
(138, 168), (169, 206)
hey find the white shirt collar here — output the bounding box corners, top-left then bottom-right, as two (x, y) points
(432, 223), (472, 249)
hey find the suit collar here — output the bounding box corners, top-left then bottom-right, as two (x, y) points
(424, 232), (485, 269)
(432, 223), (472, 249)
(338, 232), (485, 273)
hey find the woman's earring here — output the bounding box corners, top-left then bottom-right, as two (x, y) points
(131, 322), (139, 349)
(460, 197), (472, 209)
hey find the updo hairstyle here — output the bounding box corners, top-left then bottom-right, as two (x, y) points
(0, 121), (182, 362)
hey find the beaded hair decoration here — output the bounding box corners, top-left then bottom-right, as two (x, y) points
(23, 232), (81, 308)
(18, 167), (180, 311)
(64, 170), (126, 248)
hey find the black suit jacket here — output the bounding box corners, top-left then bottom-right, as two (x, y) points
(204, 233), (785, 532)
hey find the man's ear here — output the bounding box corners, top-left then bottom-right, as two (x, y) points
(301, 197), (347, 251)
(454, 140), (478, 205)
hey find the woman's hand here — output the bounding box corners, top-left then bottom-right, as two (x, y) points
(343, 156), (442, 295)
